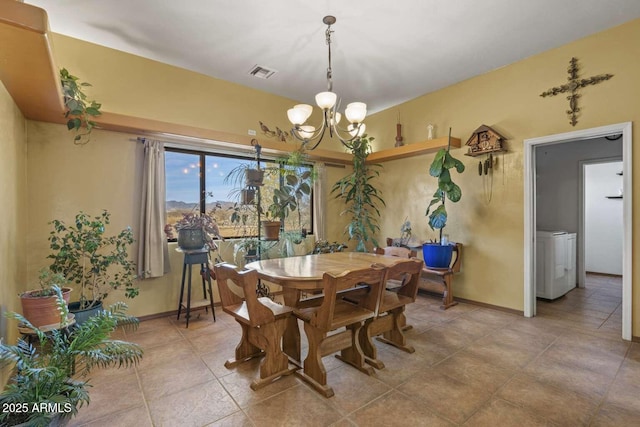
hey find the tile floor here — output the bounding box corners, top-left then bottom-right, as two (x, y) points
(69, 274), (640, 426)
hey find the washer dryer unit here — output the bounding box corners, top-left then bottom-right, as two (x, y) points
(536, 230), (576, 300)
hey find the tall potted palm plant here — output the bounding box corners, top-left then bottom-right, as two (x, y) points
(0, 291), (142, 427)
(331, 135), (384, 252)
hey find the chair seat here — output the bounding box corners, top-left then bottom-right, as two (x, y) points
(379, 290), (413, 312)
(422, 266), (453, 276)
(224, 297), (293, 325)
(295, 300), (375, 330)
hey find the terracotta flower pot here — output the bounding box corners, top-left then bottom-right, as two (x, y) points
(261, 220), (281, 240)
(20, 287), (72, 328)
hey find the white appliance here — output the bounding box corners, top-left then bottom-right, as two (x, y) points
(536, 231), (576, 300)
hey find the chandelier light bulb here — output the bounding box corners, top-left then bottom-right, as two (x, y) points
(299, 125), (316, 139)
(331, 112), (341, 125)
(315, 92), (337, 109)
(348, 123), (366, 137)
(287, 104), (313, 125)
(345, 102), (367, 123)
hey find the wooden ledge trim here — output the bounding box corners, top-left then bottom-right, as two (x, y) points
(0, 0), (49, 34)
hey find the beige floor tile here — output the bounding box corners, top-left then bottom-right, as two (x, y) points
(75, 404), (152, 427)
(244, 385), (342, 427)
(139, 353), (215, 401)
(206, 410), (255, 427)
(604, 360), (640, 413)
(217, 357), (301, 408)
(463, 398), (551, 426)
(497, 373), (598, 425)
(348, 390), (453, 426)
(397, 367), (493, 424)
(148, 379), (239, 426)
(434, 352), (514, 394)
(589, 403), (640, 427)
(318, 365), (391, 415)
(71, 372), (144, 425)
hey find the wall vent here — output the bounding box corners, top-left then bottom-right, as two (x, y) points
(248, 65), (277, 79)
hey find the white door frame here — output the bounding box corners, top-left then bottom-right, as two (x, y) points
(524, 122), (632, 341)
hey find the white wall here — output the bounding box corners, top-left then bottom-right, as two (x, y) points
(584, 161), (623, 275)
(536, 137), (622, 232)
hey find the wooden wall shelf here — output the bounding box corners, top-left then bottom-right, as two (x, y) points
(368, 137), (462, 163)
(0, 1), (457, 166)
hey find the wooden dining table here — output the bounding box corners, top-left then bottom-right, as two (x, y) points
(245, 252), (402, 362)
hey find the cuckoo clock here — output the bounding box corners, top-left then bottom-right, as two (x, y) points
(465, 125), (507, 157)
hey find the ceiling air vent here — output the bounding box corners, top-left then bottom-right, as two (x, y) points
(248, 65), (277, 79)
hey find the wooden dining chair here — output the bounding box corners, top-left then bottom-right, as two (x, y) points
(293, 264), (388, 398)
(214, 262), (297, 390)
(357, 257), (424, 369)
(373, 246), (417, 290)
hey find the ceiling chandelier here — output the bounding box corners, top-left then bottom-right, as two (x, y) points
(287, 16), (367, 150)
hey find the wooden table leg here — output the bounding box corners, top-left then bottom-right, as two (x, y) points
(282, 288), (301, 362)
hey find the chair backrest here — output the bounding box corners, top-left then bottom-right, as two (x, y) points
(384, 258), (424, 302)
(311, 264), (388, 331)
(374, 246), (417, 258)
(214, 262), (274, 327)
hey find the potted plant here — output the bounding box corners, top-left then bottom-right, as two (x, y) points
(312, 240), (347, 254)
(0, 292), (142, 427)
(224, 163), (266, 189)
(424, 129), (465, 268)
(19, 269), (72, 329)
(331, 135), (385, 252)
(48, 210), (138, 324)
(279, 230), (307, 257)
(174, 211), (222, 250)
(232, 237), (260, 265)
(60, 68), (102, 145)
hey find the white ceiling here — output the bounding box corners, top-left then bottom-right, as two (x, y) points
(27, 0), (640, 114)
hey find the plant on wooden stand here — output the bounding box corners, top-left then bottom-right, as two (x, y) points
(331, 135), (385, 252)
(423, 128), (465, 267)
(19, 269), (72, 329)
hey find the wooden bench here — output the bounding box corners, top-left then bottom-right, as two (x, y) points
(419, 243), (463, 309)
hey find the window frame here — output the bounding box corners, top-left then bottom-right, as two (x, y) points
(165, 146), (314, 240)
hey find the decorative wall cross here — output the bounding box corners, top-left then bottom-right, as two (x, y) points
(539, 57), (613, 126)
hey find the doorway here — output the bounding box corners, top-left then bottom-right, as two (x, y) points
(524, 122), (632, 340)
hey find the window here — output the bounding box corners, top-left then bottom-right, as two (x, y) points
(165, 148), (313, 239)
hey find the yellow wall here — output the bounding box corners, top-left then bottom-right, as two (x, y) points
(14, 19), (640, 334)
(0, 81), (27, 383)
(367, 19), (640, 320)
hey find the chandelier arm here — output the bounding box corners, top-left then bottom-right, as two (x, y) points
(290, 110), (330, 147)
(331, 125), (363, 149)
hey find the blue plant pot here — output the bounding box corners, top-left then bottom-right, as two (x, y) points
(68, 301), (103, 326)
(422, 243), (454, 269)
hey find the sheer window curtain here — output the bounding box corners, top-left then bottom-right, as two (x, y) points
(313, 162), (326, 240)
(138, 139), (170, 278)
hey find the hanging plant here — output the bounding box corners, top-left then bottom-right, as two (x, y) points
(331, 135), (385, 252)
(60, 68), (102, 145)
